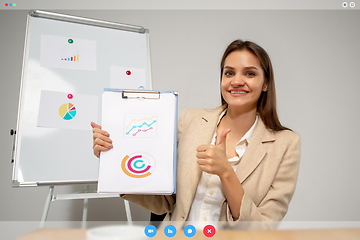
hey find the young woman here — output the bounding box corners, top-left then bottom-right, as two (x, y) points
(92, 39), (300, 222)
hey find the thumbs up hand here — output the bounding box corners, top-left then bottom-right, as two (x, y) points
(196, 128), (233, 177)
(215, 128), (231, 147)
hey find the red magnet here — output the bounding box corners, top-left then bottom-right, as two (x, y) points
(67, 94), (73, 99)
(126, 70), (131, 75)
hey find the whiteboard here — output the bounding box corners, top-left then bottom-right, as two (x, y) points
(12, 10), (152, 186)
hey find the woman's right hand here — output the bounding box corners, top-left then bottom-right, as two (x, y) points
(91, 122), (113, 158)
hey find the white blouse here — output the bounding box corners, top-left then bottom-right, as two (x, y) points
(187, 110), (259, 222)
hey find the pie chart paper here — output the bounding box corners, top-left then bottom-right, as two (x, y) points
(37, 90), (99, 130)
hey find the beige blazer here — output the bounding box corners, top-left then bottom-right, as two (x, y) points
(123, 105), (301, 221)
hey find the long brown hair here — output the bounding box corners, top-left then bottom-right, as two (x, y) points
(220, 40), (291, 131)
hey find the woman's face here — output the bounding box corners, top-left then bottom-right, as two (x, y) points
(221, 50), (267, 112)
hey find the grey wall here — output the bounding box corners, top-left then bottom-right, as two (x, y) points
(1, 10), (360, 221)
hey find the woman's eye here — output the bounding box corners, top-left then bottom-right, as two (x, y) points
(245, 72), (256, 77)
(224, 71), (234, 76)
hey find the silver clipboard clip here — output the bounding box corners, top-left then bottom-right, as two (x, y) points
(122, 90), (160, 100)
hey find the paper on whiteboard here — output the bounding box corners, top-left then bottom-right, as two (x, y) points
(37, 90), (99, 130)
(110, 66), (146, 90)
(40, 35), (96, 71)
(98, 91), (176, 194)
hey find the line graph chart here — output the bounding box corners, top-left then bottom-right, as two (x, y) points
(124, 114), (158, 138)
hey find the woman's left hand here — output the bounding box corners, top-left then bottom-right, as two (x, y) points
(196, 129), (233, 177)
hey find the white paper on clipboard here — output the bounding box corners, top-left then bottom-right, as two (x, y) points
(98, 89), (178, 195)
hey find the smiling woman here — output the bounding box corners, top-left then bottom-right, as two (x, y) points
(221, 50), (267, 114)
(220, 40), (290, 132)
(92, 39), (301, 223)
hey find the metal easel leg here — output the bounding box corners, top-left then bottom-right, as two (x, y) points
(40, 186), (54, 228)
(82, 185), (90, 229)
(82, 198), (89, 229)
(124, 200), (132, 223)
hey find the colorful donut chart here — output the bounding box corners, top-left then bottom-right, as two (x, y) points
(121, 155), (152, 178)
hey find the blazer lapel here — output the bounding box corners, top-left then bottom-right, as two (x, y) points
(235, 118), (275, 183)
(189, 106), (226, 201)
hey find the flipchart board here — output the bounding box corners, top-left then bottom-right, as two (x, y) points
(12, 10), (152, 186)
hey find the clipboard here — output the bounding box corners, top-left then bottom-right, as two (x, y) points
(98, 89), (178, 195)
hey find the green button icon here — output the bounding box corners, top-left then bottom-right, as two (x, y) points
(68, 39), (74, 44)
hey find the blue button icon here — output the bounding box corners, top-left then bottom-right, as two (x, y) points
(164, 225), (177, 237)
(184, 225), (196, 237)
(145, 225), (157, 237)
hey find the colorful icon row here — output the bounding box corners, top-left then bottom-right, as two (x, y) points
(5, 3), (16, 6)
(145, 224), (216, 238)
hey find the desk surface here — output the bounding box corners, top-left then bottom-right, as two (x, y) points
(16, 227), (360, 240)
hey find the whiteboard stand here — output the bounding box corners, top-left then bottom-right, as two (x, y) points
(12, 10), (151, 229)
(39, 185), (132, 228)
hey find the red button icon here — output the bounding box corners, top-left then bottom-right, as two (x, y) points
(203, 225), (216, 237)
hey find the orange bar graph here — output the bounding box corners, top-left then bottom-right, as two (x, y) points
(77, 54), (79, 61)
